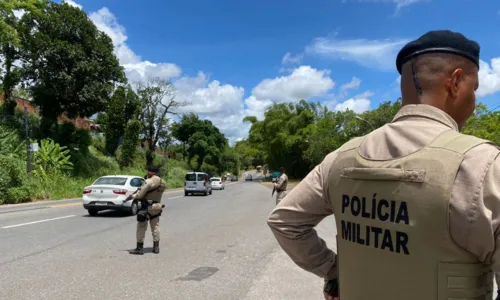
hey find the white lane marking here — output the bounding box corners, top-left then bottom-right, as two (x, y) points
(168, 196), (183, 200)
(1, 215), (76, 229)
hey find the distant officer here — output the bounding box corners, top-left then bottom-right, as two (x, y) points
(267, 30), (500, 300)
(129, 166), (167, 255)
(274, 167), (288, 205)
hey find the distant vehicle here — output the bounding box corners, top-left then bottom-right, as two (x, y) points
(82, 175), (145, 216)
(230, 175), (238, 182)
(185, 172), (212, 196)
(256, 165), (262, 172)
(210, 177), (225, 190)
(245, 173), (253, 181)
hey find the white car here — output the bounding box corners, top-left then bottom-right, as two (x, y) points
(210, 177), (225, 190)
(82, 175), (145, 216)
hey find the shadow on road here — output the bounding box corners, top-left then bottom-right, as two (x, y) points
(82, 210), (133, 218)
(120, 247), (156, 254)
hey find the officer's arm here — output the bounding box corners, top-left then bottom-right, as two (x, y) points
(274, 175), (284, 189)
(481, 154), (500, 295)
(134, 180), (151, 199)
(267, 151), (338, 280)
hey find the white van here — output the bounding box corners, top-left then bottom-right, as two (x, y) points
(184, 172), (212, 196)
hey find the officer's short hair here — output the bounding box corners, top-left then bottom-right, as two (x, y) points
(147, 165), (159, 173)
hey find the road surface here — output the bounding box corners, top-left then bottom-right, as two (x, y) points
(1, 178), (497, 299)
(0, 179), (336, 300)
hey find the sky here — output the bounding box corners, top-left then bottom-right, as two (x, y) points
(59, 0), (500, 143)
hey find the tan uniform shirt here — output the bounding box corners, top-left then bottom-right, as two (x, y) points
(267, 104), (500, 285)
(135, 175), (166, 202)
(274, 173), (288, 192)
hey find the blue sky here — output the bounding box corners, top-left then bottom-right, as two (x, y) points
(61, 0), (500, 142)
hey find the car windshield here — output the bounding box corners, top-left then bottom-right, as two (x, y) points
(185, 173), (196, 181)
(93, 177), (128, 185)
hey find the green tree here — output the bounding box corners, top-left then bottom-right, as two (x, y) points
(0, 0), (46, 115)
(104, 85), (140, 155)
(119, 119), (142, 168)
(171, 113), (228, 175)
(243, 100), (321, 178)
(462, 103), (500, 144)
(18, 1), (125, 121)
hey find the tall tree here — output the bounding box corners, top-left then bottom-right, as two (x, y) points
(0, 0), (46, 114)
(18, 1), (125, 121)
(137, 77), (189, 166)
(104, 85), (140, 155)
(171, 113), (228, 175)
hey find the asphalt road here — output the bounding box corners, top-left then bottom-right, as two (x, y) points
(1, 173), (497, 300)
(0, 178), (335, 300)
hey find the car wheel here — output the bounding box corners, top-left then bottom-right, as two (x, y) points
(185, 192), (189, 196)
(88, 208), (98, 216)
(129, 202), (138, 216)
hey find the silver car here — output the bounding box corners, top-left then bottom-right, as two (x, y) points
(184, 172), (213, 196)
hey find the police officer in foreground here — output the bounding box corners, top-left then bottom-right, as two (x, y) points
(267, 30), (500, 300)
(274, 167), (288, 205)
(129, 166), (167, 255)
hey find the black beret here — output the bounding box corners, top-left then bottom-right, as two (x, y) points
(396, 30), (480, 74)
(147, 165), (159, 173)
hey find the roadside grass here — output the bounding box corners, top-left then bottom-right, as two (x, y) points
(13, 150), (190, 202)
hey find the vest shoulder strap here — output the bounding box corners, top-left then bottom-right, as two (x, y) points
(427, 129), (491, 155)
(338, 136), (366, 153)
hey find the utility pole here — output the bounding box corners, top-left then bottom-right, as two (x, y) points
(24, 106), (32, 174)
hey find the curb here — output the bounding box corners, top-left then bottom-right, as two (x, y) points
(0, 187), (186, 208)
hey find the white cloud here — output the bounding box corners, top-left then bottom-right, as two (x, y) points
(251, 65), (335, 103)
(305, 36), (408, 71)
(477, 58), (500, 98)
(176, 73), (245, 117)
(179, 65), (337, 142)
(331, 91), (373, 113)
(281, 52), (303, 65)
(88, 7), (181, 82)
(340, 77), (361, 96)
(62, 0), (83, 9)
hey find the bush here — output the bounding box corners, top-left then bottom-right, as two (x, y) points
(0, 155), (34, 204)
(32, 139), (73, 179)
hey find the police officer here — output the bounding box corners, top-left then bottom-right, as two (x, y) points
(267, 30), (500, 300)
(274, 167), (288, 205)
(129, 165), (167, 255)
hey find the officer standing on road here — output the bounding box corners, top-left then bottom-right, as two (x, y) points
(274, 167), (288, 205)
(129, 166), (167, 255)
(267, 30), (500, 300)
